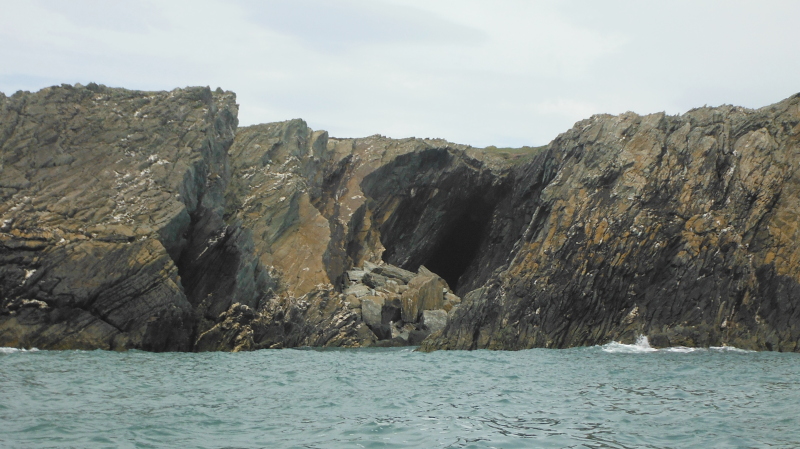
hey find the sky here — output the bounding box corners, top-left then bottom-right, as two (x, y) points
(1, 0), (799, 148)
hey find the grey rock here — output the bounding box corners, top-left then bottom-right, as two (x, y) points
(360, 296), (385, 328)
(408, 329), (430, 346)
(345, 269), (367, 285)
(372, 265), (416, 284)
(421, 309), (448, 334)
(343, 284), (371, 298)
(362, 272), (389, 289)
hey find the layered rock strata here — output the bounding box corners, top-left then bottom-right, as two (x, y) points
(3, 83), (800, 352)
(0, 84), (239, 350)
(0, 84), (509, 351)
(422, 94), (800, 352)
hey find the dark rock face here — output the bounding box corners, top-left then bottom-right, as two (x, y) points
(0, 86), (500, 351)
(0, 84), (239, 351)
(422, 95), (800, 352)
(3, 83), (800, 353)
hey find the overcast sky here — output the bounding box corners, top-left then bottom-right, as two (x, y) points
(1, 0), (799, 147)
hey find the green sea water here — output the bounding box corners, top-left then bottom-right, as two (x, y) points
(2, 340), (799, 448)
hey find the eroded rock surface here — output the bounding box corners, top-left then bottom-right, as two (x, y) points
(0, 84), (239, 350)
(422, 95), (800, 352)
(0, 86), (502, 351)
(3, 83), (800, 353)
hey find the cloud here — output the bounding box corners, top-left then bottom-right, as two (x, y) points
(235, 0), (485, 52)
(0, 0), (798, 147)
(34, 0), (171, 34)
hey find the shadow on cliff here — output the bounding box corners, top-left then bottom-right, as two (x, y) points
(355, 148), (512, 295)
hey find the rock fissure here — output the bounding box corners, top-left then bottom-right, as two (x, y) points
(3, 85), (800, 352)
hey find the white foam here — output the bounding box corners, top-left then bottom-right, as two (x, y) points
(662, 346), (704, 353)
(599, 336), (754, 354)
(601, 335), (658, 353)
(0, 347), (39, 354)
(710, 345), (755, 353)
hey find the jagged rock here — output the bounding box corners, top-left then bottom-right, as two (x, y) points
(195, 303), (256, 352)
(0, 84), (240, 351)
(371, 265), (416, 284)
(252, 285), (372, 348)
(421, 309), (448, 334)
(360, 296), (384, 328)
(224, 120), (333, 297)
(422, 95), (800, 352)
(362, 272), (389, 289)
(400, 273), (448, 322)
(4, 83), (800, 353)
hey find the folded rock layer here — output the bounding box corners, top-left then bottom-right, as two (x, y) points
(2, 84), (799, 352)
(422, 95), (800, 352)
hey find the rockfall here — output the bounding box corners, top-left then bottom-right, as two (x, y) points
(1, 84), (799, 352)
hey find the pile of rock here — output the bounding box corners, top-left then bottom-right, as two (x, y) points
(343, 262), (461, 346)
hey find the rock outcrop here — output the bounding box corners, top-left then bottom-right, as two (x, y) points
(0, 84), (240, 350)
(422, 95), (800, 352)
(0, 84), (508, 351)
(3, 83), (800, 352)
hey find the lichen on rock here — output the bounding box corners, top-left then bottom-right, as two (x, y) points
(3, 84), (800, 353)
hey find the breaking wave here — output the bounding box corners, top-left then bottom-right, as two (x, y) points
(600, 336), (753, 353)
(0, 347), (39, 354)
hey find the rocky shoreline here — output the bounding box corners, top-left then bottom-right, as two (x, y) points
(2, 84), (799, 352)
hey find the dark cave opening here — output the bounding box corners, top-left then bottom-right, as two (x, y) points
(419, 202), (493, 291)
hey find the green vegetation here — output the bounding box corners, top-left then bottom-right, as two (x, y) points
(478, 144), (547, 164)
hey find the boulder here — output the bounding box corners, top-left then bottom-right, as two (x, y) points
(400, 274), (447, 322)
(370, 323), (392, 340)
(362, 272), (390, 289)
(345, 269), (367, 286)
(343, 284), (372, 299)
(360, 296), (385, 328)
(421, 309), (448, 334)
(372, 265), (416, 284)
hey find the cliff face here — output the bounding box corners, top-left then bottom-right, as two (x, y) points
(422, 95), (800, 352)
(2, 84), (800, 352)
(0, 85), (516, 351)
(0, 84), (239, 350)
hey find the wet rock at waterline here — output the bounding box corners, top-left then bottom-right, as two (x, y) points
(422, 95), (800, 352)
(2, 84), (800, 352)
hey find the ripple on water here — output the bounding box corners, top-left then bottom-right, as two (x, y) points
(1, 346), (800, 448)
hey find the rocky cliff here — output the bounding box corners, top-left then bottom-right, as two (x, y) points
(422, 94), (800, 352)
(2, 84), (799, 352)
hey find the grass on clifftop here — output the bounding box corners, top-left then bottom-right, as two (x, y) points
(478, 145), (547, 165)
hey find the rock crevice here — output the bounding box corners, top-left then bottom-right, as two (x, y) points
(3, 84), (800, 353)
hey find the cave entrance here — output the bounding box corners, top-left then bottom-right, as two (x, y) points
(418, 200), (493, 291)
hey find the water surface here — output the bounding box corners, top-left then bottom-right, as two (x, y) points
(2, 341), (799, 448)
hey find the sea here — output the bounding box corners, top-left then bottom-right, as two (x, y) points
(2, 337), (799, 449)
